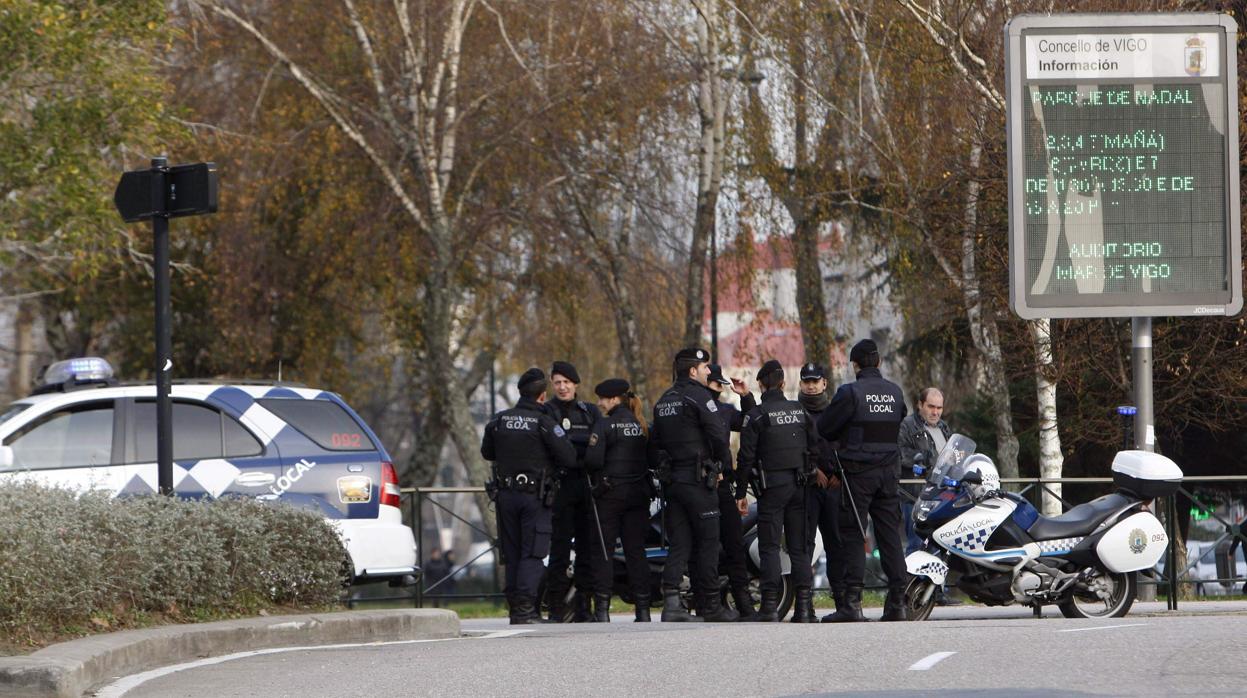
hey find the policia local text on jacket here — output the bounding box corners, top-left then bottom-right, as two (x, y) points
(647, 349), (738, 622)
(816, 340), (910, 622)
(480, 368), (577, 624)
(736, 362), (818, 623)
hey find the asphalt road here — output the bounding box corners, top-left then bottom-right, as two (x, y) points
(98, 602), (1247, 697)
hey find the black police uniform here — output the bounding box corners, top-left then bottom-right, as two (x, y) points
(737, 388), (817, 622)
(481, 396), (577, 623)
(648, 376), (736, 621)
(543, 396), (602, 621)
(585, 403), (651, 621)
(709, 387), (757, 618)
(800, 388), (848, 620)
(817, 365), (909, 621)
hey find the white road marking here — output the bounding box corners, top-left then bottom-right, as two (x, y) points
(93, 629), (531, 697)
(1058, 623), (1148, 633)
(908, 651), (956, 671)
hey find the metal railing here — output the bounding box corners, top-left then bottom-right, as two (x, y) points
(385, 478), (1247, 611)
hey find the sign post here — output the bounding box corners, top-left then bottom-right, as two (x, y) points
(1005, 14), (1240, 452)
(114, 158), (218, 494)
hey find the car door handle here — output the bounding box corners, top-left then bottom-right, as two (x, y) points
(234, 471), (277, 487)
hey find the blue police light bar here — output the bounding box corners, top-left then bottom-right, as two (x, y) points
(1117, 405), (1138, 416)
(42, 357), (115, 387)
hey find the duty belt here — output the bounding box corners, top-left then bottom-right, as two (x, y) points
(499, 472), (541, 493)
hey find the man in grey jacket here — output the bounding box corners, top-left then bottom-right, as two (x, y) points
(897, 387), (959, 606)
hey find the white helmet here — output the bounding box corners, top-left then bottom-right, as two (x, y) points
(959, 453), (1000, 498)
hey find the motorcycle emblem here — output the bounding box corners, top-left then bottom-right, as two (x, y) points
(1128, 528), (1148, 554)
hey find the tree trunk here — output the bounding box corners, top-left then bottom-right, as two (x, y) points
(1031, 318), (1064, 514)
(791, 205), (831, 365)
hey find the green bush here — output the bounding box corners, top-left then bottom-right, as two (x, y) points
(0, 481), (345, 646)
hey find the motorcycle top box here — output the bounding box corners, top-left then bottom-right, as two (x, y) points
(1111, 450), (1182, 499)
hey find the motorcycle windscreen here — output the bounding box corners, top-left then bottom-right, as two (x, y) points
(927, 434), (977, 485)
(1096, 512), (1168, 573)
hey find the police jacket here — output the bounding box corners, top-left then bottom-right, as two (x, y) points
(897, 411), (951, 473)
(736, 390), (819, 488)
(481, 397), (577, 479)
(817, 367), (908, 470)
(585, 404), (648, 482)
(543, 397), (601, 469)
(802, 395), (836, 476)
(647, 377), (730, 469)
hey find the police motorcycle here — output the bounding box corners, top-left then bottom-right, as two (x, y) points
(903, 434), (1179, 621)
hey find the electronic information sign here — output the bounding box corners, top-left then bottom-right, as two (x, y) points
(1005, 14), (1241, 318)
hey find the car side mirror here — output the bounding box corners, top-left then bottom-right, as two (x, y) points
(0, 445), (13, 468)
(960, 470), (983, 486)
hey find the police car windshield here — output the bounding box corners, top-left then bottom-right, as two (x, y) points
(0, 403), (29, 426)
(927, 434), (976, 485)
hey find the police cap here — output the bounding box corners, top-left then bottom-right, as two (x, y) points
(550, 360), (580, 384)
(800, 362), (826, 380)
(707, 364), (730, 386)
(594, 378), (630, 398)
(756, 359), (783, 383)
(674, 347), (710, 363)
(517, 367), (546, 391)
(849, 339), (879, 365)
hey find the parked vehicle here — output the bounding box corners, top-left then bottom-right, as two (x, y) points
(903, 434), (1179, 620)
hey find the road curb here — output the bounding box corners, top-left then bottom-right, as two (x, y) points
(0, 609), (458, 698)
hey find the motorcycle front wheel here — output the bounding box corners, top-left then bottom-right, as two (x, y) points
(902, 576), (938, 621)
(1058, 569), (1136, 619)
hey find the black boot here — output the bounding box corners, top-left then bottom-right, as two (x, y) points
(660, 590), (702, 622)
(594, 593), (612, 622)
(822, 585), (867, 623)
(790, 588), (816, 623)
(820, 588), (846, 623)
(571, 592), (593, 623)
(698, 593), (740, 623)
(752, 589), (779, 622)
(546, 591), (567, 623)
(509, 595), (544, 625)
(880, 588), (909, 621)
(731, 586), (758, 621)
(634, 596), (651, 622)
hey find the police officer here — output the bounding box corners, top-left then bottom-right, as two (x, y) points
(704, 364), (758, 620)
(817, 339), (910, 622)
(542, 361), (602, 622)
(481, 368), (577, 624)
(648, 347), (738, 622)
(797, 362), (849, 623)
(585, 379), (652, 622)
(736, 360), (817, 622)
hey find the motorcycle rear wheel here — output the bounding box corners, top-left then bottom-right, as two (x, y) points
(1058, 569), (1136, 619)
(902, 576), (938, 621)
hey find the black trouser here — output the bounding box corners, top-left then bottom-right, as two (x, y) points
(591, 479), (650, 601)
(716, 480), (750, 591)
(661, 477), (721, 596)
(838, 464), (907, 591)
(495, 488), (552, 600)
(806, 481), (845, 594)
(757, 469), (813, 596)
(547, 473), (594, 603)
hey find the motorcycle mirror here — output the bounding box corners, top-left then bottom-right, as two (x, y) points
(960, 470), (983, 486)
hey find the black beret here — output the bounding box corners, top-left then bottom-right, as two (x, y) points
(517, 367), (545, 391)
(800, 362), (826, 380)
(707, 364), (729, 386)
(594, 378), (630, 398)
(674, 347), (710, 363)
(550, 360), (580, 384)
(756, 359), (783, 382)
(849, 339), (879, 365)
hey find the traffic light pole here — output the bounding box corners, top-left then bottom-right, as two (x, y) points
(152, 157), (174, 495)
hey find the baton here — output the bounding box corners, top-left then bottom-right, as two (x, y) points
(833, 451), (869, 541)
(586, 472), (610, 563)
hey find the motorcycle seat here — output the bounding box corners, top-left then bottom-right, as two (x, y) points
(1027, 493), (1133, 541)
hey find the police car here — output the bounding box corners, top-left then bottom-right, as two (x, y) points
(0, 358), (417, 584)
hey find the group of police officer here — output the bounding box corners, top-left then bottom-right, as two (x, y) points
(481, 339), (911, 625)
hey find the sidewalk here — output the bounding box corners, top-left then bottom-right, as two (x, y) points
(0, 609), (458, 698)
